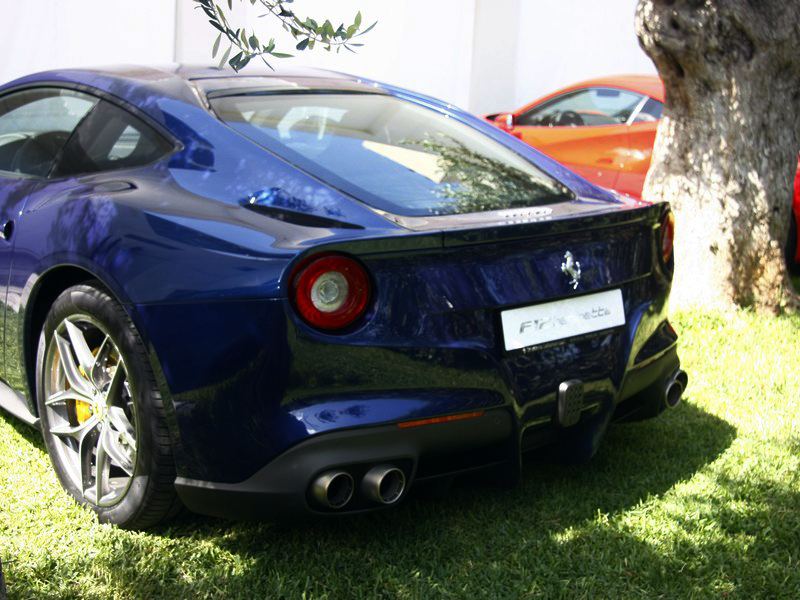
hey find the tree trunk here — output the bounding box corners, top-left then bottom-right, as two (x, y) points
(635, 0), (800, 312)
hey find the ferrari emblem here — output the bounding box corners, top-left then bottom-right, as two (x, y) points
(561, 251), (581, 289)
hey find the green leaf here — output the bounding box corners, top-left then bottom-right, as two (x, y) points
(239, 28), (248, 46)
(208, 19), (227, 34)
(270, 52), (293, 58)
(296, 38), (309, 51)
(354, 11), (362, 28)
(227, 0), (232, 9)
(249, 34), (259, 49)
(212, 32), (222, 57)
(217, 6), (230, 27)
(218, 44), (232, 68)
(229, 51), (244, 70)
(358, 22), (377, 36)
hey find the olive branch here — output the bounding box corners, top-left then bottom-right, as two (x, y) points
(194, 0), (376, 71)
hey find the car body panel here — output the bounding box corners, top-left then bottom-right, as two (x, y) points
(516, 123), (630, 191)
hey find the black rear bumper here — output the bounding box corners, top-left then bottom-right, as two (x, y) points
(174, 343), (684, 520)
(175, 408), (515, 520)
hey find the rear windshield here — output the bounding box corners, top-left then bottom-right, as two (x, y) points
(210, 92), (572, 217)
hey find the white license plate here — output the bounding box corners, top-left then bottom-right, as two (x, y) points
(500, 289), (625, 351)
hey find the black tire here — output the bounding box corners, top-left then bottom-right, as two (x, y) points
(787, 214), (799, 275)
(36, 283), (181, 529)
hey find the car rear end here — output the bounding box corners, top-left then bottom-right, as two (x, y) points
(171, 74), (684, 518)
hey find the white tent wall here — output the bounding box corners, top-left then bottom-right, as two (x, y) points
(511, 2), (656, 113)
(0, 0), (177, 84)
(0, 0), (654, 115)
(174, 0), (479, 110)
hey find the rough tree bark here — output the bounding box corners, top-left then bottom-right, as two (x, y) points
(635, 0), (800, 312)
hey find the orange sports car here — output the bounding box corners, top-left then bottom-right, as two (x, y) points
(487, 75), (800, 271)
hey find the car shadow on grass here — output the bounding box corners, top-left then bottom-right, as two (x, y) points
(85, 399), (749, 597)
(0, 411), (44, 450)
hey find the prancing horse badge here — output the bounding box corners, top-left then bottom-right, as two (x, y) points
(561, 251), (581, 289)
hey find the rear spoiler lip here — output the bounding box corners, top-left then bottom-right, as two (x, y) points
(280, 200), (664, 275)
(439, 199), (662, 248)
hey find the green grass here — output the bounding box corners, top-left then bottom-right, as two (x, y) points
(2, 309), (799, 599)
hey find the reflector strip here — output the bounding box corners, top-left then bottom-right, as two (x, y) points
(396, 411), (485, 429)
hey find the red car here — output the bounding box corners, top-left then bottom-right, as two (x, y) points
(487, 75), (800, 271)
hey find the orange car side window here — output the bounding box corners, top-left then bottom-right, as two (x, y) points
(518, 88), (645, 128)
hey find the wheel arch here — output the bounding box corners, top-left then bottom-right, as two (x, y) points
(23, 266), (98, 409)
(22, 266), (178, 438)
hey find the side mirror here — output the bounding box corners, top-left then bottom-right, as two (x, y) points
(495, 112), (515, 132)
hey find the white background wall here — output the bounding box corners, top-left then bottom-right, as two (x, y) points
(0, 0), (655, 114)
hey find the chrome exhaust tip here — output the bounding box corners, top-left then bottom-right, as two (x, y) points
(311, 470), (355, 509)
(361, 465), (406, 505)
(664, 369), (688, 409)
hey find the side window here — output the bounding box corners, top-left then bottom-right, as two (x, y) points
(518, 88), (645, 128)
(633, 97), (664, 123)
(53, 100), (174, 177)
(0, 89), (97, 177)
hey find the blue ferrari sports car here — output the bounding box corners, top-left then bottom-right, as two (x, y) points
(0, 65), (686, 529)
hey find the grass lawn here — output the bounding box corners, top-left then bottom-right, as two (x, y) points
(1, 307), (798, 599)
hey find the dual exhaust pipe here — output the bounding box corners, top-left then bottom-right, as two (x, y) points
(311, 464), (406, 510)
(664, 369), (688, 410)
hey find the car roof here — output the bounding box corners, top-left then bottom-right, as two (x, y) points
(1, 64), (365, 88)
(565, 74), (664, 101)
(0, 64), (381, 109)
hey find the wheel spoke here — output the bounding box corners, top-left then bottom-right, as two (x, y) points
(74, 421), (101, 495)
(54, 332), (93, 397)
(45, 388), (89, 407)
(92, 336), (115, 385)
(105, 360), (126, 406)
(107, 406), (136, 450)
(50, 416), (98, 441)
(91, 426), (111, 503)
(64, 320), (98, 385)
(100, 417), (135, 476)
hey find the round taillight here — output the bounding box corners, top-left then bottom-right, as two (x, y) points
(290, 254), (371, 330)
(660, 210), (675, 264)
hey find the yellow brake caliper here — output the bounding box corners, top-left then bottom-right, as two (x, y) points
(73, 357), (94, 424)
(71, 346), (117, 424)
